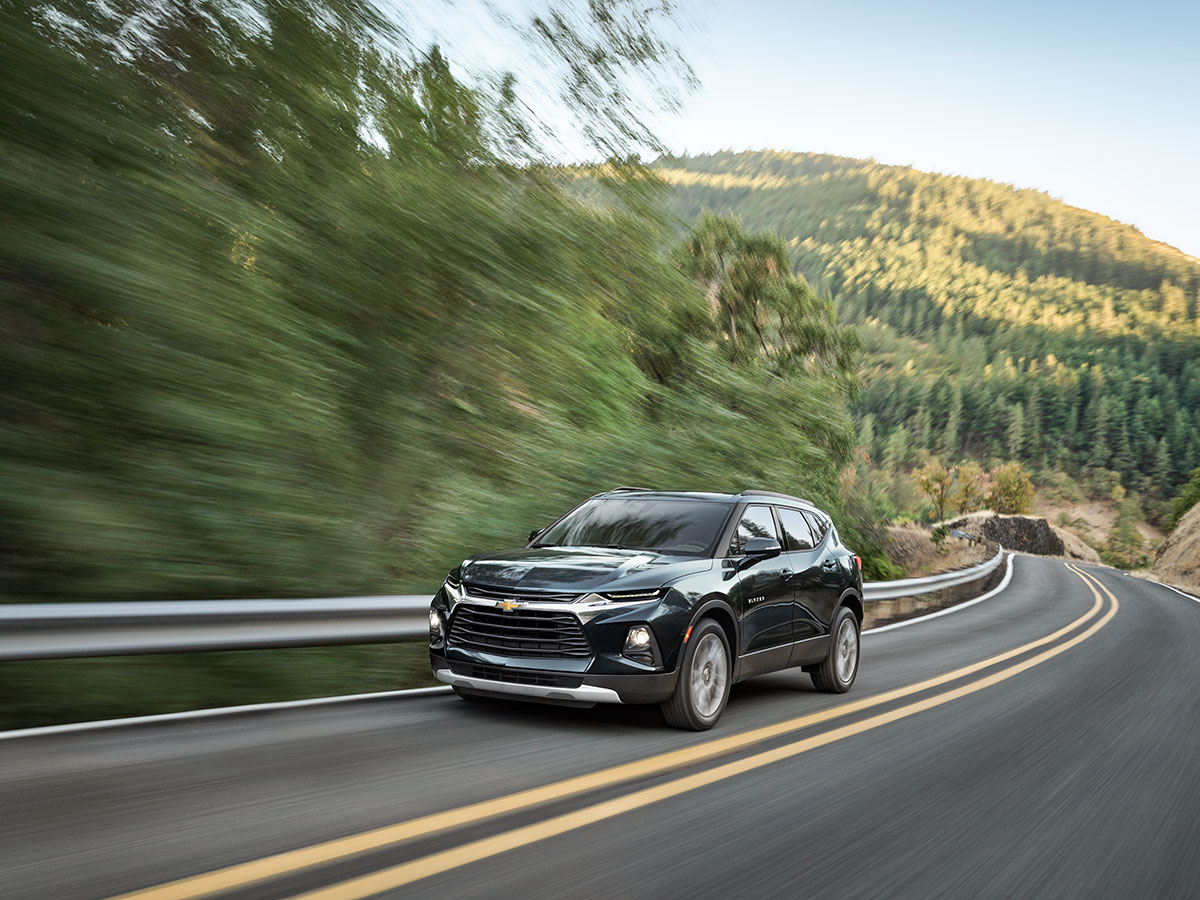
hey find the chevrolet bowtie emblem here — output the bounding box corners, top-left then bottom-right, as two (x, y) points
(496, 599), (524, 612)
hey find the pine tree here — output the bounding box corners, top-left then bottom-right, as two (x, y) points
(1025, 381), (1042, 457)
(1153, 437), (1172, 496)
(942, 382), (962, 457)
(1089, 396), (1112, 468)
(1112, 418), (1134, 485)
(1006, 402), (1025, 459)
(858, 414), (876, 458)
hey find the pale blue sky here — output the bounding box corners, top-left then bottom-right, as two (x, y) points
(409, 0), (1200, 257)
(660, 0), (1200, 257)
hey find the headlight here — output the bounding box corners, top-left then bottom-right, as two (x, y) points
(604, 588), (665, 601)
(429, 608), (444, 643)
(579, 588), (665, 605)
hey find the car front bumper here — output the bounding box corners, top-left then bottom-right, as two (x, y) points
(430, 651), (678, 706)
(434, 667), (623, 705)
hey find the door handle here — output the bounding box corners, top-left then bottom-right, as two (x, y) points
(780, 568), (792, 577)
(822, 559), (838, 569)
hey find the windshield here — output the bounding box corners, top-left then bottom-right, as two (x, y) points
(535, 498), (731, 557)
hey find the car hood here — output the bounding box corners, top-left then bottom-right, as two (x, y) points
(460, 546), (713, 593)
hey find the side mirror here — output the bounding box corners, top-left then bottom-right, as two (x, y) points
(528, 529), (543, 543)
(743, 537), (782, 558)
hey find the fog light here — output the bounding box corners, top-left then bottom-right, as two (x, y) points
(625, 625), (651, 651)
(429, 608), (444, 643)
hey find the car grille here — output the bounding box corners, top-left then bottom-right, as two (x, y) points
(449, 661), (584, 689)
(462, 583), (582, 603)
(447, 605), (592, 658)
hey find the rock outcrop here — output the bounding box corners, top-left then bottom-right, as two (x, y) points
(946, 511), (1100, 563)
(1153, 502), (1200, 593)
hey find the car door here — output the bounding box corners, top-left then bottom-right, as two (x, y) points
(728, 504), (793, 656)
(776, 506), (824, 643)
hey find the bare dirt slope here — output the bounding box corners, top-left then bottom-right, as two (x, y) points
(1035, 497), (1164, 550)
(1152, 502), (1200, 593)
(1052, 526), (1102, 564)
(886, 525), (989, 576)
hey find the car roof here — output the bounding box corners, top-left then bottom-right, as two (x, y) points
(597, 487), (821, 512)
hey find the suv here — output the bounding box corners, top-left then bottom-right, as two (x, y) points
(428, 488), (863, 729)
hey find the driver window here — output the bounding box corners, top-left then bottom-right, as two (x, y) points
(729, 505), (778, 556)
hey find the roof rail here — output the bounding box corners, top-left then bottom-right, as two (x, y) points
(608, 485), (655, 493)
(738, 489), (814, 505)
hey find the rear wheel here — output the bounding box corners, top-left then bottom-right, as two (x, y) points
(811, 606), (859, 693)
(661, 619), (730, 730)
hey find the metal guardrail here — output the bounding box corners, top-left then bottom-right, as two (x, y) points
(862, 546), (1005, 601)
(1, 547), (1005, 661)
(0, 596), (430, 661)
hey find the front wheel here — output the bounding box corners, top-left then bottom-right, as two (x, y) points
(661, 619), (731, 730)
(811, 607), (860, 693)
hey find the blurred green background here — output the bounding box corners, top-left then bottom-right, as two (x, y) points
(0, 1), (878, 727)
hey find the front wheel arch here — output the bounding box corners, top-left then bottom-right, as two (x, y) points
(687, 596), (738, 665)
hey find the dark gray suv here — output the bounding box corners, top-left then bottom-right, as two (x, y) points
(429, 488), (863, 729)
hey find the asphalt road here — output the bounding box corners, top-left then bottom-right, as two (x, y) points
(2, 556), (1198, 900)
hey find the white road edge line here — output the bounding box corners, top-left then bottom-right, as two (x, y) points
(1, 555), (1017, 741)
(1140, 577), (1200, 604)
(0, 685), (453, 742)
(864, 552), (1015, 635)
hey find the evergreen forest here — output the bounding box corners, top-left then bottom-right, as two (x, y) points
(658, 151), (1200, 533)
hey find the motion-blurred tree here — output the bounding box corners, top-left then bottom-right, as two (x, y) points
(1, 0), (888, 606)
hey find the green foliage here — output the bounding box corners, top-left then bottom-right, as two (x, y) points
(836, 452), (903, 579)
(930, 524), (948, 549)
(953, 460), (992, 515)
(676, 212), (861, 377)
(988, 462), (1036, 514)
(1, 4), (868, 610)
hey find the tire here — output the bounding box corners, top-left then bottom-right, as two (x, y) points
(661, 619), (731, 730)
(811, 606), (859, 693)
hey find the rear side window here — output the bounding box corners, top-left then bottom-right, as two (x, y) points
(804, 510), (830, 543)
(778, 507), (816, 551)
(729, 505), (779, 556)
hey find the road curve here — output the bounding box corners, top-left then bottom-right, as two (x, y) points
(2, 556), (1198, 899)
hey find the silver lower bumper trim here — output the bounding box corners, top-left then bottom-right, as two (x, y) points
(434, 668), (623, 704)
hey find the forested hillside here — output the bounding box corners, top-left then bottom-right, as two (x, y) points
(658, 151), (1200, 527)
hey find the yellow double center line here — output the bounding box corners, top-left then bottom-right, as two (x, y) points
(114, 563), (1117, 900)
